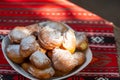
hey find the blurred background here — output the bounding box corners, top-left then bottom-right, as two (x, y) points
(70, 0), (120, 27)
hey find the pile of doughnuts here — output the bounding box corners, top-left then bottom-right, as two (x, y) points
(6, 21), (88, 79)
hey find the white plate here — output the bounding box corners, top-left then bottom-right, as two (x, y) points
(2, 36), (92, 80)
(2, 22), (92, 80)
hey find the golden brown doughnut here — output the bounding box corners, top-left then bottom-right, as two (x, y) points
(75, 32), (88, 51)
(20, 35), (39, 58)
(21, 62), (55, 79)
(29, 50), (51, 69)
(38, 26), (63, 50)
(60, 29), (76, 53)
(26, 24), (41, 39)
(39, 21), (68, 32)
(53, 69), (68, 77)
(73, 52), (86, 66)
(52, 48), (78, 73)
(28, 65), (55, 79)
(6, 45), (24, 64)
(26, 24), (39, 33)
(8, 26), (31, 43)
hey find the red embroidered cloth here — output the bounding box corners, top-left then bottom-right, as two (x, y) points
(0, 0), (119, 80)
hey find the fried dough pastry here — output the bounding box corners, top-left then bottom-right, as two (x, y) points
(21, 62), (55, 79)
(29, 50), (51, 69)
(28, 65), (55, 79)
(38, 26), (63, 50)
(26, 24), (41, 39)
(39, 21), (68, 32)
(6, 45), (24, 64)
(8, 27), (31, 43)
(75, 32), (88, 51)
(52, 48), (78, 73)
(73, 52), (86, 66)
(26, 24), (39, 33)
(20, 35), (39, 58)
(61, 29), (76, 53)
(54, 69), (68, 77)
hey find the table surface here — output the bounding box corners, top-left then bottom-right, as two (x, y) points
(0, 0), (120, 80)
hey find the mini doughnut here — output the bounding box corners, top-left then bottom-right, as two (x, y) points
(6, 45), (24, 64)
(61, 29), (76, 53)
(54, 69), (68, 77)
(26, 23), (40, 33)
(75, 32), (88, 51)
(8, 26), (31, 43)
(20, 35), (39, 58)
(29, 50), (51, 69)
(39, 21), (68, 32)
(26, 24), (41, 39)
(73, 52), (86, 66)
(38, 26), (63, 50)
(28, 65), (55, 79)
(52, 48), (78, 73)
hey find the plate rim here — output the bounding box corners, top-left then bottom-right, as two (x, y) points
(2, 36), (92, 80)
(1, 21), (92, 80)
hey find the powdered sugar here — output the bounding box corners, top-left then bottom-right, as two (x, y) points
(39, 21), (67, 32)
(9, 27), (31, 40)
(52, 48), (78, 72)
(75, 32), (86, 44)
(7, 45), (20, 55)
(30, 50), (50, 67)
(20, 35), (36, 50)
(30, 51), (45, 63)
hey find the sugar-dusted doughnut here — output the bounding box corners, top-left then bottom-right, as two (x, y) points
(20, 35), (39, 58)
(61, 29), (76, 53)
(75, 32), (88, 51)
(8, 27), (31, 43)
(52, 48), (78, 73)
(29, 50), (51, 69)
(38, 26), (63, 50)
(7, 45), (24, 64)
